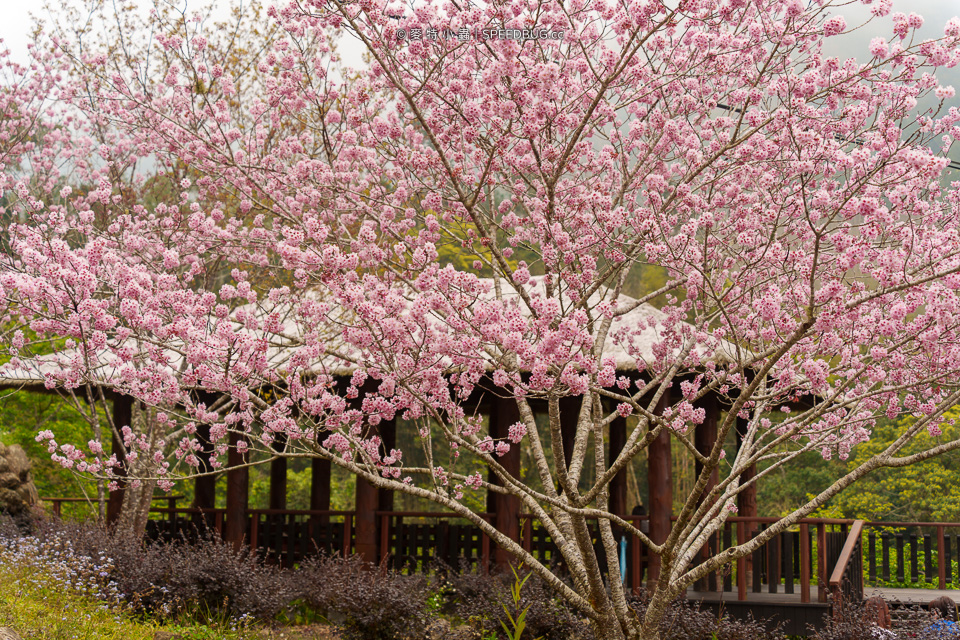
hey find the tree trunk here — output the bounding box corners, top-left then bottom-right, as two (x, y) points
(114, 477), (157, 539)
(593, 613), (629, 640)
(111, 401), (161, 539)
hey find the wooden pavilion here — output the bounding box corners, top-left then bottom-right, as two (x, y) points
(0, 279), (756, 589)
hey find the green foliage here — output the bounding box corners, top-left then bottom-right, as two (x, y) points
(757, 447), (845, 518)
(817, 410), (960, 522)
(0, 391), (101, 517)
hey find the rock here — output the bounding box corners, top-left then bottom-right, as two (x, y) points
(152, 633), (184, 640)
(426, 618), (478, 640)
(0, 627), (23, 640)
(0, 443), (38, 516)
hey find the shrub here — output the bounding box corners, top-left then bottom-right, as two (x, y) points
(3, 515), (297, 622)
(627, 591), (786, 640)
(811, 598), (959, 640)
(295, 553), (434, 639)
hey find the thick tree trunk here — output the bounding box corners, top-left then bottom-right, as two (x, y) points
(593, 613), (629, 640)
(114, 477), (157, 539)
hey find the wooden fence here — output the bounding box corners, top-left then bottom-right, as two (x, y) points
(41, 497), (959, 603)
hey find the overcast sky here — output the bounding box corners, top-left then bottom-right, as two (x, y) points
(2, 0), (959, 127)
(3, 0), (960, 72)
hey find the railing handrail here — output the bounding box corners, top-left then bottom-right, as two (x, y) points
(43, 495), (183, 502)
(148, 507), (357, 516)
(137, 505), (960, 531)
(249, 509), (355, 516)
(829, 519), (865, 589)
(376, 510), (493, 518)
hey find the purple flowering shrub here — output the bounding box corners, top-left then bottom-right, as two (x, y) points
(812, 599), (950, 640)
(294, 553), (434, 640)
(0, 516), (294, 621)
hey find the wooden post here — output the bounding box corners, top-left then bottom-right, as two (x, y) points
(936, 525), (947, 589)
(269, 435), (288, 511)
(106, 394), (133, 525)
(311, 456), (331, 522)
(224, 431), (249, 549)
(694, 395), (720, 504)
(609, 415), (628, 518)
(488, 394), (522, 569)
(647, 386), (672, 590)
(380, 513), (391, 565)
(737, 521), (747, 601)
(818, 522), (827, 603)
(735, 416), (758, 520)
(378, 419), (397, 514)
(194, 423), (217, 529)
(631, 526), (642, 596)
(801, 522), (811, 603)
(249, 513), (259, 553)
(735, 415), (757, 588)
(558, 396), (580, 476)
(352, 416), (396, 563)
(694, 394), (719, 591)
(354, 474), (378, 561)
(342, 514), (353, 558)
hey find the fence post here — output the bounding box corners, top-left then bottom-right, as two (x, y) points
(342, 514), (352, 559)
(481, 517), (491, 575)
(380, 514), (391, 565)
(939, 526), (947, 589)
(800, 522), (811, 603)
(632, 529), (642, 596)
(737, 520), (747, 601)
(817, 523), (827, 603)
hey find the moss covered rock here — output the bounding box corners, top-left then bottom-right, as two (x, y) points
(0, 443), (38, 516)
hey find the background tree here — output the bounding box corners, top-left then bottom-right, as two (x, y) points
(815, 408), (960, 523)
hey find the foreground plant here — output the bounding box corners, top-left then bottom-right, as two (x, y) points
(4, 0), (960, 637)
(500, 564), (544, 640)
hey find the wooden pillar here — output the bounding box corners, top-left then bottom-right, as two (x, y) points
(488, 394), (522, 569)
(736, 414), (758, 587)
(735, 416), (757, 520)
(694, 394), (720, 505)
(694, 394), (720, 591)
(609, 415), (628, 517)
(194, 423), (217, 530)
(224, 431), (249, 549)
(106, 394), (133, 525)
(269, 435), (288, 511)
(311, 457), (331, 512)
(558, 396), (580, 473)
(647, 386), (672, 590)
(378, 419), (396, 513)
(354, 473), (379, 561)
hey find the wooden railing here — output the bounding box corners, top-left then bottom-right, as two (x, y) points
(248, 509), (355, 566)
(829, 520), (865, 611)
(45, 499), (960, 602)
(864, 521), (960, 589)
(41, 495), (183, 518)
(378, 511), (494, 573)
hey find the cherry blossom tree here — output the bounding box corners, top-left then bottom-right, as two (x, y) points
(5, 0), (960, 637)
